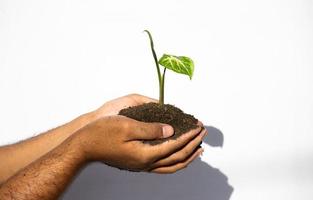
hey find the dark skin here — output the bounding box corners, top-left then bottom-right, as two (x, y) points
(0, 94), (207, 200)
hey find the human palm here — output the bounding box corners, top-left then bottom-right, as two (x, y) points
(95, 93), (157, 117)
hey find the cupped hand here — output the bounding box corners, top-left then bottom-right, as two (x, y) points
(74, 115), (206, 174)
(94, 93), (157, 118)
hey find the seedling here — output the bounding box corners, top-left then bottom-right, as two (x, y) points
(144, 30), (194, 105)
(119, 31), (198, 145)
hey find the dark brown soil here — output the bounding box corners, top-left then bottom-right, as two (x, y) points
(118, 102), (199, 145)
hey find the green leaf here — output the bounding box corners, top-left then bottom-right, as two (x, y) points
(158, 54), (194, 80)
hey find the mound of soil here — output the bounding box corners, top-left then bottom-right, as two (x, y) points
(118, 102), (199, 145)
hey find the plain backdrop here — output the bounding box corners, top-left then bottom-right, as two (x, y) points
(1, 0), (313, 199)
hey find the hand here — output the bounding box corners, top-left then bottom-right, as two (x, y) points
(94, 93), (157, 118)
(72, 94), (156, 140)
(74, 116), (207, 173)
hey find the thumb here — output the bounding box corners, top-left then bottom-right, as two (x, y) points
(129, 122), (174, 140)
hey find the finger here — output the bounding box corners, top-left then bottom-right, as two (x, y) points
(150, 128), (207, 168)
(129, 93), (158, 104)
(197, 120), (203, 127)
(126, 120), (174, 141)
(147, 125), (203, 160)
(149, 148), (204, 174)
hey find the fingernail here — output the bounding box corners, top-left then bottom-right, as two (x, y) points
(162, 125), (174, 138)
(201, 129), (208, 138)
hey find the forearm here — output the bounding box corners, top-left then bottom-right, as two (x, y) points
(0, 111), (97, 183)
(0, 134), (86, 200)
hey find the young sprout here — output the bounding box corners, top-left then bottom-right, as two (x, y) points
(144, 30), (194, 105)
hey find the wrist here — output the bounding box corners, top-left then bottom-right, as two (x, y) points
(70, 126), (97, 164)
(66, 134), (89, 166)
(77, 111), (99, 127)
(71, 117), (112, 163)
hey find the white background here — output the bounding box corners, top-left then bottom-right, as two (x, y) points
(1, 0), (313, 199)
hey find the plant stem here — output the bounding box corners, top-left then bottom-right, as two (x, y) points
(160, 68), (167, 105)
(144, 30), (164, 105)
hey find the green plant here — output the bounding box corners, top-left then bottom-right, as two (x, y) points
(144, 30), (194, 105)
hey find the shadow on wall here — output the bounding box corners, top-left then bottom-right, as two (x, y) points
(61, 126), (233, 200)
